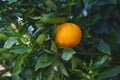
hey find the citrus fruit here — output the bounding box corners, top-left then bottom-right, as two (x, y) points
(54, 22), (82, 48)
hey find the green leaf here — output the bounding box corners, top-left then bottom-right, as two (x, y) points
(12, 75), (23, 80)
(12, 48), (32, 75)
(45, 0), (57, 10)
(47, 69), (54, 80)
(61, 49), (76, 61)
(29, 16), (41, 20)
(83, 0), (94, 7)
(0, 33), (8, 42)
(75, 58), (88, 70)
(111, 0), (117, 5)
(35, 24), (44, 28)
(0, 48), (15, 60)
(59, 63), (69, 77)
(39, 13), (66, 24)
(7, 0), (17, 4)
(46, 18), (66, 24)
(97, 65), (120, 79)
(12, 12), (23, 17)
(42, 67), (55, 80)
(43, 49), (53, 54)
(22, 69), (33, 80)
(36, 72), (42, 80)
(13, 54), (28, 75)
(51, 40), (58, 53)
(38, 3), (44, 8)
(35, 54), (54, 70)
(36, 34), (47, 46)
(70, 69), (89, 79)
(94, 55), (109, 69)
(97, 40), (111, 55)
(4, 37), (17, 49)
(26, 7), (35, 17)
(71, 56), (77, 70)
(83, 30), (92, 38)
(10, 48), (30, 54)
(0, 48), (8, 53)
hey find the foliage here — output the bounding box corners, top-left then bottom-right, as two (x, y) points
(0, 0), (120, 80)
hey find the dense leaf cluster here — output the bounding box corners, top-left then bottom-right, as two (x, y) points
(0, 0), (120, 80)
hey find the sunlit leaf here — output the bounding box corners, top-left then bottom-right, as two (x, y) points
(62, 49), (75, 61)
(43, 49), (53, 54)
(29, 16), (41, 20)
(7, 0), (17, 4)
(4, 37), (17, 49)
(36, 33), (47, 46)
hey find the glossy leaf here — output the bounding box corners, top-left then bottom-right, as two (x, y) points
(10, 48), (30, 54)
(7, 0), (17, 4)
(43, 49), (53, 54)
(97, 65), (120, 79)
(36, 34), (47, 46)
(39, 13), (66, 24)
(12, 48), (32, 75)
(4, 37), (17, 49)
(97, 40), (111, 55)
(94, 55), (109, 69)
(82, 0), (94, 7)
(12, 53), (29, 75)
(35, 54), (54, 70)
(59, 63), (69, 77)
(62, 49), (76, 61)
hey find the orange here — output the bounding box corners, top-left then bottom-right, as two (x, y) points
(54, 22), (82, 48)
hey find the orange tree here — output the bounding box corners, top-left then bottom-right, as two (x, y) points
(0, 0), (120, 80)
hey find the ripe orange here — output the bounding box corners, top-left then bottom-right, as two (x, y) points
(54, 22), (82, 48)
